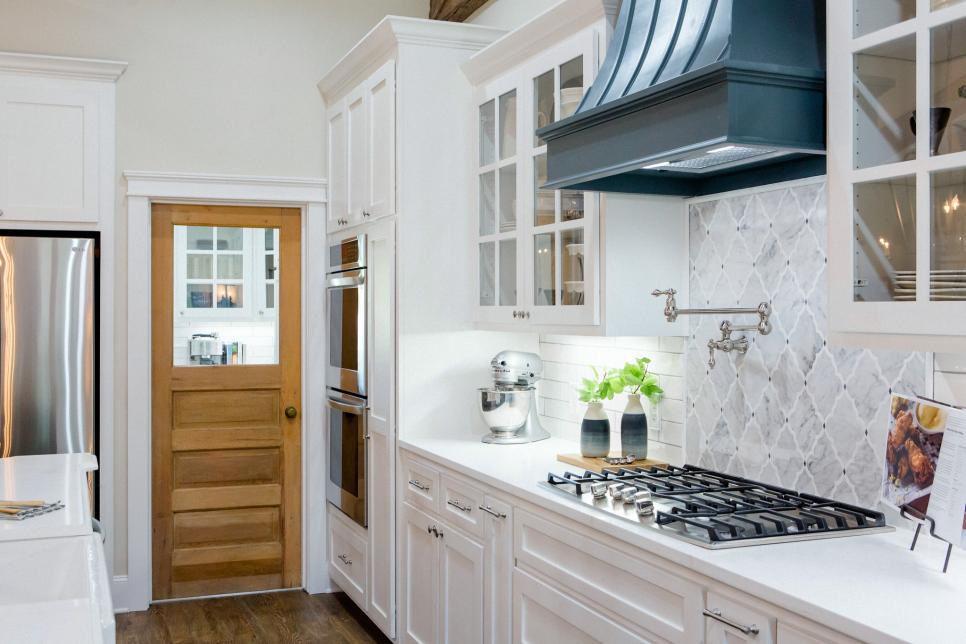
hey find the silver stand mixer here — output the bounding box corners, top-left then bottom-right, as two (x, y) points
(478, 350), (551, 445)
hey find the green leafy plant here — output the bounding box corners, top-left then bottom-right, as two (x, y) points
(577, 366), (625, 404)
(619, 357), (663, 405)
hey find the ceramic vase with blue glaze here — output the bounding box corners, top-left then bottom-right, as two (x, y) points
(580, 402), (610, 457)
(620, 394), (648, 460)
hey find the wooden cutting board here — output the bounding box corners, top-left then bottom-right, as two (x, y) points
(557, 453), (667, 473)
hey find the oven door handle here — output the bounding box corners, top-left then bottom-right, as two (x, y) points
(327, 396), (367, 416)
(326, 270), (366, 289)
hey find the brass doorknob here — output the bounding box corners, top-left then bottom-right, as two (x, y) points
(284, 406), (298, 419)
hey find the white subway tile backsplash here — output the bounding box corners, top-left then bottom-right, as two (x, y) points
(537, 334), (685, 456)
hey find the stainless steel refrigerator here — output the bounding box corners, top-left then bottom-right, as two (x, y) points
(0, 233), (96, 466)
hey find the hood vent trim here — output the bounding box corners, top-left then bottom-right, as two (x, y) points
(538, 0), (827, 197)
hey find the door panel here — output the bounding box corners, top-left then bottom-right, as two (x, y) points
(347, 87), (367, 223)
(152, 204), (302, 600)
(440, 525), (484, 644)
(328, 99), (348, 226)
(402, 503), (439, 644)
(367, 59), (395, 219)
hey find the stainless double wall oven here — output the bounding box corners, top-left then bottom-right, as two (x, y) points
(326, 234), (368, 527)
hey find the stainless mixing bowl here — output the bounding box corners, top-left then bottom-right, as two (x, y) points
(478, 386), (532, 434)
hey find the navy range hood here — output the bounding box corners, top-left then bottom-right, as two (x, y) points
(538, 0), (826, 197)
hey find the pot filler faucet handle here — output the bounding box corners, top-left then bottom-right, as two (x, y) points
(707, 321), (750, 369)
(651, 288), (678, 322)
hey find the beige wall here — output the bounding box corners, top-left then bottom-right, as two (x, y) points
(0, 0), (427, 576)
(467, 0), (561, 28)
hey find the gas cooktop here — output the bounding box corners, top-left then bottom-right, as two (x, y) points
(542, 464), (894, 549)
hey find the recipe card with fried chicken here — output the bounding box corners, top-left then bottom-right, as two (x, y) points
(882, 394), (944, 512)
(929, 412), (966, 548)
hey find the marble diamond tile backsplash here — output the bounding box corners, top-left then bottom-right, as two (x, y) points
(685, 180), (926, 507)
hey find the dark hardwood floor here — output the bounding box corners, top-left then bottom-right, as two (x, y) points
(116, 591), (390, 644)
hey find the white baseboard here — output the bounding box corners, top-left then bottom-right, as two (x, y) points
(111, 575), (133, 613)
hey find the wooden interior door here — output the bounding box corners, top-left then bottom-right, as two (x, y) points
(152, 204), (301, 599)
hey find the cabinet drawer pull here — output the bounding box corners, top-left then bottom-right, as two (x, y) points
(408, 478), (430, 491)
(447, 498), (472, 513)
(478, 504), (507, 519)
(338, 553), (352, 566)
(703, 609), (759, 636)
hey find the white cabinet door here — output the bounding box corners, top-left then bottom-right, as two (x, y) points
(346, 85), (368, 226)
(438, 522), (485, 644)
(366, 219), (395, 636)
(401, 503), (440, 644)
(481, 495), (512, 644)
(0, 81), (101, 223)
(326, 97), (348, 229)
(366, 59), (395, 220)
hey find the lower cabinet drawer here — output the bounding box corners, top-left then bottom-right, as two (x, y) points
(328, 505), (368, 608)
(704, 590), (776, 644)
(514, 569), (649, 644)
(402, 456), (439, 512)
(514, 509), (703, 643)
(440, 473), (485, 538)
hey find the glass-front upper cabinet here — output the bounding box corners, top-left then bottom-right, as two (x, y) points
(829, 0), (966, 341)
(473, 25), (600, 326)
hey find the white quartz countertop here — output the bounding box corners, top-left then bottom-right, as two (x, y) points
(0, 453), (97, 542)
(400, 436), (966, 644)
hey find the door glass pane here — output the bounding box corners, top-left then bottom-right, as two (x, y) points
(931, 169), (966, 300)
(499, 90), (517, 161)
(175, 225), (280, 367)
(187, 283), (213, 308)
(216, 227), (244, 251)
(562, 228), (585, 306)
(216, 284), (243, 308)
(559, 56), (584, 119)
(186, 226), (214, 251)
(534, 233), (556, 306)
(480, 100), (496, 166)
(186, 254), (212, 279)
(562, 190), (584, 222)
(499, 239), (516, 306)
(853, 176), (916, 302)
(854, 36), (916, 168)
(499, 164), (516, 232)
(217, 254), (243, 279)
(854, 0), (915, 37)
(480, 171), (496, 235)
(264, 254), (277, 279)
(534, 69), (554, 146)
(480, 241), (495, 306)
(534, 154), (554, 226)
(931, 18), (966, 156)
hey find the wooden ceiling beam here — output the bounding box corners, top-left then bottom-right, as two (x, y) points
(429, 0), (489, 22)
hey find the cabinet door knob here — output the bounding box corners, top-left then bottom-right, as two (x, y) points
(363, 211), (370, 218)
(525, 311), (530, 319)
(512, 310), (519, 319)
(338, 553), (352, 566)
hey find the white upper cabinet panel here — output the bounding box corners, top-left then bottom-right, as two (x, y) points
(0, 81), (101, 223)
(365, 59), (395, 220)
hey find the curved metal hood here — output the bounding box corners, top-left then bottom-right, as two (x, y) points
(538, 0), (826, 197)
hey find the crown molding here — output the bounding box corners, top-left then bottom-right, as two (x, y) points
(124, 171), (326, 204)
(0, 51), (127, 82)
(461, 0), (620, 85)
(318, 16), (505, 103)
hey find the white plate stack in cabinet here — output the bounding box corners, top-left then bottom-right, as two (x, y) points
(461, 0), (689, 337)
(828, 0), (966, 351)
(318, 17), (506, 640)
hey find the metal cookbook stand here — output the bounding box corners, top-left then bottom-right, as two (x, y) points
(898, 394), (963, 574)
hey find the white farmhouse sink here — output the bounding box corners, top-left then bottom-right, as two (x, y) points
(0, 535), (115, 643)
